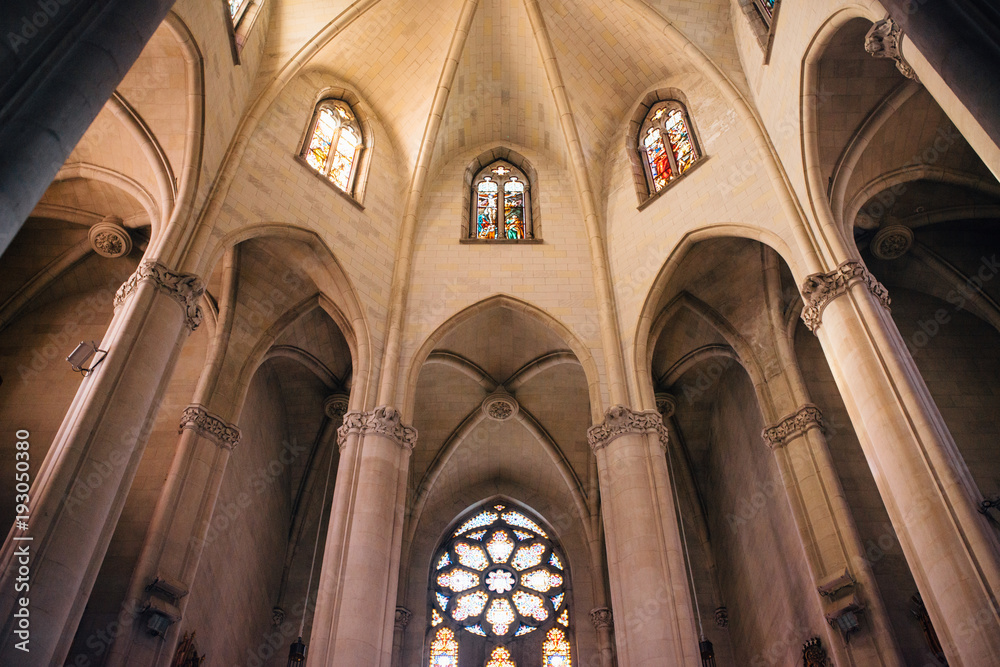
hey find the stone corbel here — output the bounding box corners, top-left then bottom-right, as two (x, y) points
(394, 606), (412, 631)
(114, 260), (205, 331)
(590, 607), (613, 629)
(337, 406), (418, 451)
(761, 404), (824, 450)
(179, 405), (241, 450)
(587, 405), (669, 452)
(865, 17), (919, 81)
(800, 261), (890, 332)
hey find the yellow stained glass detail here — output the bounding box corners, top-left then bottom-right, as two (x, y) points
(486, 646), (517, 667)
(542, 628), (571, 666)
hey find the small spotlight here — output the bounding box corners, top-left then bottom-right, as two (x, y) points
(66, 341), (107, 375)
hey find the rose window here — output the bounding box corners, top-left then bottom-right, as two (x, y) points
(432, 502), (567, 641)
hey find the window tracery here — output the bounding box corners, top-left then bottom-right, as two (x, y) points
(638, 101), (700, 196)
(301, 100), (364, 194)
(429, 627), (459, 667)
(429, 501), (571, 665)
(471, 162), (531, 240)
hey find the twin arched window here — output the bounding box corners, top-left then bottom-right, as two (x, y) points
(302, 100), (364, 194)
(638, 100), (700, 196)
(428, 501), (572, 666)
(471, 161), (531, 240)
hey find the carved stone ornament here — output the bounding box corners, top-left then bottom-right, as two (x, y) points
(762, 404), (824, 450)
(394, 606), (412, 631)
(271, 606), (286, 627)
(870, 224), (914, 260)
(802, 636), (829, 667)
(114, 261), (205, 331)
(714, 606), (729, 629)
(179, 405), (241, 449)
(89, 216), (132, 258)
(324, 393), (350, 420)
(655, 392), (677, 419)
(800, 261), (890, 332)
(590, 607), (613, 629)
(337, 406), (418, 451)
(587, 405), (669, 453)
(865, 17), (919, 81)
(482, 390), (519, 422)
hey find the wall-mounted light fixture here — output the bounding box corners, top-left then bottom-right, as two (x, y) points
(66, 341), (107, 375)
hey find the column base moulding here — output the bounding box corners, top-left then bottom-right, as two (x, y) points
(800, 261), (890, 333)
(114, 260), (205, 331)
(761, 404), (824, 450)
(179, 405), (241, 450)
(587, 405), (669, 452)
(336, 406), (418, 450)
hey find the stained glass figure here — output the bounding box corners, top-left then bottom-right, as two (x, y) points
(301, 100), (364, 194)
(486, 646), (517, 667)
(511, 544), (545, 571)
(639, 101), (700, 196)
(470, 161), (532, 240)
(486, 598), (516, 635)
(486, 531), (515, 563)
(455, 543), (490, 571)
(511, 591), (548, 622)
(503, 179), (526, 239)
(429, 627), (459, 667)
(430, 500), (569, 645)
(438, 569), (480, 592)
(542, 628), (572, 667)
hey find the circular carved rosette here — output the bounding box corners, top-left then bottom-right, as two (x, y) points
(871, 224), (914, 260)
(482, 392), (519, 422)
(89, 216), (133, 258)
(324, 393), (350, 420)
(655, 392), (677, 419)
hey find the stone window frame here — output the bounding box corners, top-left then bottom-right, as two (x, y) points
(738, 0), (782, 63)
(294, 89), (375, 209)
(626, 90), (709, 210)
(460, 148), (543, 244)
(223, 0), (265, 65)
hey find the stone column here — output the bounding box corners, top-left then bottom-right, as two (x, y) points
(104, 405), (240, 666)
(0, 0), (178, 253)
(588, 406), (701, 667)
(761, 405), (904, 667)
(307, 407), (416, 667)
(0, 260), (204, 665)
(802, 260), (1000, 665)
(589, 607), (614, 667)
(391, 606), (411, 667)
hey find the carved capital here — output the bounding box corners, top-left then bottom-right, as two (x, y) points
(394, 606), (412, 631)
(324, 393), (350, 421)
(865, 17), (919, 81)
(800, 261), (890, 332)
(587, 405), (668, 452)
(590, 607), (613, 629)
(114, 261), (205, 331)
(762, 404), (824, 449)
(337, 406), (418, 451)
(802, 636), (829, 666)
(179, 405), (241, 450)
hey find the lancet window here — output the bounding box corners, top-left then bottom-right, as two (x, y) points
(471, 162), (531, 240)
(301, 99), (364, 194)
(638, 101), (700, 196)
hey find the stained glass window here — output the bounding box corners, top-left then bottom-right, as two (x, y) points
(486, 646), (517, 667)
(229, 0), (250, 22)
(471, 162), (532, 241)
(429, 627), (459, 667)
(301, 100), (364, 195)
(430, 499), (571, 657)
(542, 628), (572, 667)
(753, 0), (776, 24)
(639, 101), (700, 196)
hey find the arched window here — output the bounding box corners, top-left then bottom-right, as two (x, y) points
(639, 101), (700, 195)
(229, 0), (251, 23)
(471, 161), (531, 240)
(302, 100), (364, 194)
(753, 0), (775, 25)
(429, 627), (459, 666)
(429, 500), (571, 665)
